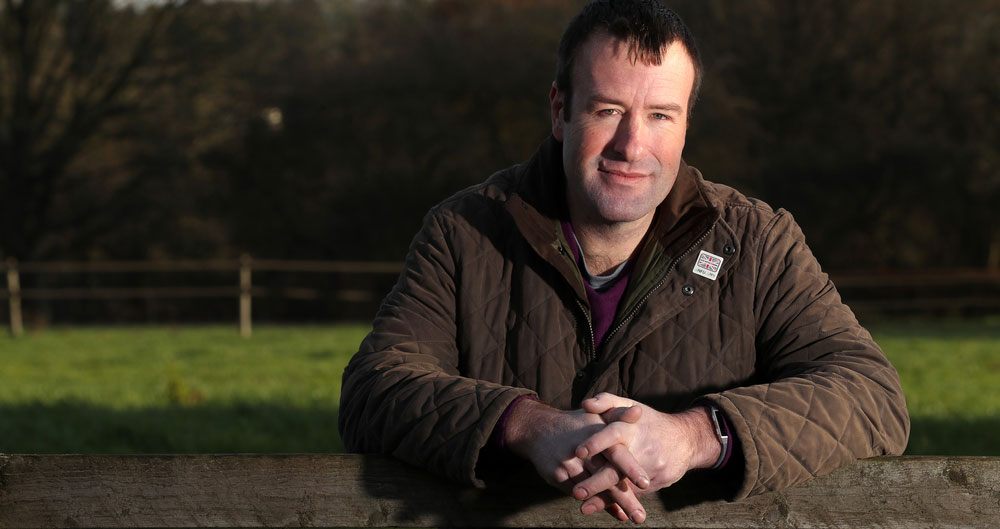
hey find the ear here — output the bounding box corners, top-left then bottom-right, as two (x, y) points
(549, 82), (565, 141)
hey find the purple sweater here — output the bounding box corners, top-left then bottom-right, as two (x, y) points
(560, 221), (633, 349)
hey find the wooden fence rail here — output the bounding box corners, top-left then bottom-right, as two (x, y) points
(3, 259), (1000, 337)
(1, 454), (997, 528)
(0, 257), (405, 338)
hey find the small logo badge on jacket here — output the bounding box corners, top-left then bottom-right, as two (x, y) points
(693, 250), (724, 281)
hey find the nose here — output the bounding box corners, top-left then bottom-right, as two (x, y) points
(610, 113), (644, 161)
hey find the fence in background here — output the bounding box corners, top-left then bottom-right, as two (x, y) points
(0, 257), (403, 337)
(1, 454), (998, 528)
(2, 258), (1000, 337)
(832, 268), (1000, 314)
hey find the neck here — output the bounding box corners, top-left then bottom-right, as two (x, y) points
(569, 214), (653, 276)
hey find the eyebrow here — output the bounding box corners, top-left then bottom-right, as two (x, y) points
(650, 103), (684, 113)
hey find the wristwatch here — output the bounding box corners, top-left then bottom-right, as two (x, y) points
(708, 405), (730, 470)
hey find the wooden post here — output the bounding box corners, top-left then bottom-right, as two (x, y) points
(989, 227), (999, 269)
(239, 254), (252, 338)
(6, 258), (23, 337)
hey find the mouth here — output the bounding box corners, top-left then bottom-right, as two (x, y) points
(598, 167), (647, 180)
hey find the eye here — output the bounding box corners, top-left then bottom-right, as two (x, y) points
(597, 108), (620, 116)
(652, 112), (673, 121)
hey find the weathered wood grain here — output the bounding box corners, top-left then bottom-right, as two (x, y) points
(1, 454), (997, 528)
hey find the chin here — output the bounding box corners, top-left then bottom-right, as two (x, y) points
(593, 198), (656, 222)
(595, 208), (651, 224)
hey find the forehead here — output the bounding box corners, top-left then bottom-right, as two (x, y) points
(571, 31), (695, 109)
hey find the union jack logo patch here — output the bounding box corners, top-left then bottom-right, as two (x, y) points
(692, 250), (724, 281)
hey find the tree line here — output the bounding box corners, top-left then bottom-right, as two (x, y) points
(2, 0), (998, 272)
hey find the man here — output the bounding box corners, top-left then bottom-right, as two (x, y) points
(340, 0), (909, 523)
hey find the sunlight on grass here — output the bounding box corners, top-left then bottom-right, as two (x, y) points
(0, 325), (370, 453)
(0, 325), (368, 409)
(871, 319), (1000, 419)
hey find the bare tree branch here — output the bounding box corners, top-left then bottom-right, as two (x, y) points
(0, 0), (175, 258)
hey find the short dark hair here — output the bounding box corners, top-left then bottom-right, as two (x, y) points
(555, 0), (703, 120)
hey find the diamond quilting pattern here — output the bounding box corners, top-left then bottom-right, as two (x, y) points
(344, 163), (908, 501)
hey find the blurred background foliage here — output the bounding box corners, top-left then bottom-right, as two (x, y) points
(1, 0), (998, 270)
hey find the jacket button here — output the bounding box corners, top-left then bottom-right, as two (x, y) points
(682, 285), (695, 296)
(723, 243), (736, 256)
(576, 370), (586, 379)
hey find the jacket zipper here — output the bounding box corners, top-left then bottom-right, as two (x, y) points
(557, 242), (598, 364)
(600, 223), (718, 350)
(575, 297), (597, 363)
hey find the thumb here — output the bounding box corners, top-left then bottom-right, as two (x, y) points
(581, 392), (634, 414)
(600, 404), (643, 424)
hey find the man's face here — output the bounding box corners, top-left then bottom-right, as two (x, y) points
(551, 31), (694, 229)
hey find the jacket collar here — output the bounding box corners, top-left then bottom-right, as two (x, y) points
(504, 136), (587, 300)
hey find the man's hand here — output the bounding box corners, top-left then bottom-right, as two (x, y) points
(504, 398), (651, 523)
(570, 393), (723, 514)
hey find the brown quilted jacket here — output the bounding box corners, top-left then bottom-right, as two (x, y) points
(339, 137), (909, 499)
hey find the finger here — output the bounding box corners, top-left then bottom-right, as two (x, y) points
(576, 452), (649, 513)
(575, 422), (626, 460)
(609, 480), (647, 524)
(574, 452), (615, 499)
(574, 422), (647, 480)
(578, 489), (628, 521)
(604, 443), (650, 489)
(583, 480), (646, 524)
(606, 500), (628, 521)
(575, 444), (649, 495)
(599, 403), (643, 425)
(603, 493), (629, 521)
(580, 493), (628, 521)
(581, 392), (632, 414)
(551, 457), (589, 492)
(576, 436), (649, 489)
(572, 462), (624, 500)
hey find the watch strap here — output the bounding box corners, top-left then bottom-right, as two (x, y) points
(708, 405), (731, 470)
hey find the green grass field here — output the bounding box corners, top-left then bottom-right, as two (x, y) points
(1, 319), (998, 455)
(867, 318), (1000, 455)
(0, 325), (369, 453)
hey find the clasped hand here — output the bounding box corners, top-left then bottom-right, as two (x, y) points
(505, 393), (719, 524)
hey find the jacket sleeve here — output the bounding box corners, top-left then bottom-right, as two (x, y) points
(338, 207), (534, 487)
(703, 210), (910, 499)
